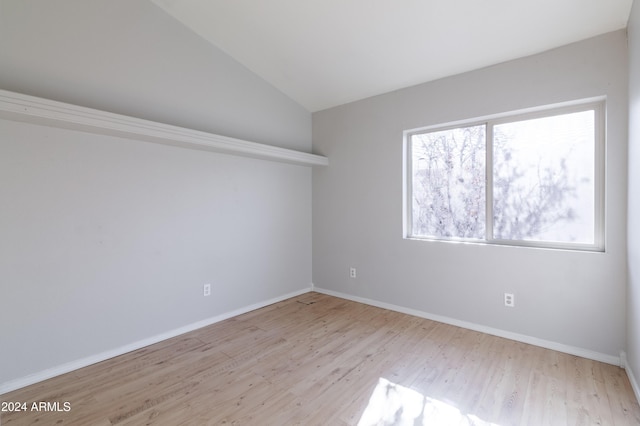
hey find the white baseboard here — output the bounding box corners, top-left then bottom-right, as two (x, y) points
(0, 287), (312, 395)
(622, 352), (640, 404)
(313, 287), (621, 366)
(2, 285), (624, 396)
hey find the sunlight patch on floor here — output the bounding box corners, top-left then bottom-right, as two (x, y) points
(358, 377), (500, 426)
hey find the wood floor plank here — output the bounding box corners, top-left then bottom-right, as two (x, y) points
(2, 292), (639, 425)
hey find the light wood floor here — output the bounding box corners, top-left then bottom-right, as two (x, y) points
(2, 292), (639, 425)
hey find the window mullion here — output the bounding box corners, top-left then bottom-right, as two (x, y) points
(485, 123), (494, 243)
(594, 103), (606, 250)
(404, 135), (413, 238)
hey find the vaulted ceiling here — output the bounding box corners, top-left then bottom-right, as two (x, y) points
(152, 0), (633, 112)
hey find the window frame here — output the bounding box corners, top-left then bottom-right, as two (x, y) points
(403, 98), (606, 252)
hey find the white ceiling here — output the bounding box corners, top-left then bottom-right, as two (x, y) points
(152, 0), (633, 112)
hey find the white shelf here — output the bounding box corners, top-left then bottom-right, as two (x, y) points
(0, 89), (328, 167)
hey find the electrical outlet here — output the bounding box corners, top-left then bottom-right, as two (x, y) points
(350, 267), (357, 278)
(203, 283), (211, 297)
(504, 293), (514, 307)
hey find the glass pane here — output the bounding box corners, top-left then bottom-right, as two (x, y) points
(411, 125), (486, 239)
(492, 110), (595, 244)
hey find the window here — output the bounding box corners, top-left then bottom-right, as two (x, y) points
(404, 100), (604, 251)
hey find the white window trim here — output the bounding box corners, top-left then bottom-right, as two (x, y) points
(403, 98), (606, 252)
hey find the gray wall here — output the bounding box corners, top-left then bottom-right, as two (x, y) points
(628, 0), (640, 386)
(0, 1), (312, 387)
(0, 0), (311, 151)
(313, 30), (628, 359)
